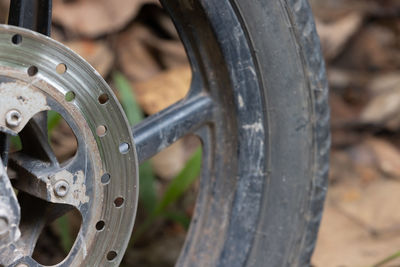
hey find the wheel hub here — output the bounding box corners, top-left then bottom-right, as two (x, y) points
(0, 25), (138, 266)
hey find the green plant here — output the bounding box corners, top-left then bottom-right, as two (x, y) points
(370, 250), (400, 267)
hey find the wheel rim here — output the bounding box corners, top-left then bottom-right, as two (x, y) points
(0, 1), (270, 266)
(137, 1), (268, 266)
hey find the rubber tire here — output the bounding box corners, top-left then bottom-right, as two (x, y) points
(230, 0), (330, 266)
(165, 0), (330, 266)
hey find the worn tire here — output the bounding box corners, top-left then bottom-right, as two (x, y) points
(162, 0), (330, 266)
(230, 0), (330, 266)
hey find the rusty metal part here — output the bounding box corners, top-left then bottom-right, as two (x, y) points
(0, 79), (50, 135)
(0, 25), (138, 266)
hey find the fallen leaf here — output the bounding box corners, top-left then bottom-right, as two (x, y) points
(347, 144), (381, 183)
(133, 65), (192, 114)
(329, 92), (359, 126)
(152, 140), (186, 181)
(116, 23), (187, 82)
(117, 24), (161, 81)
(360, 80), (400, 129)
(368, 72), (400, 96)
(316, 12), (363, 60)
(336, 24), (400, 71)
(53, 0), (157, 37)
(313, 179), (400, 267)
(365, 138), (400, 179)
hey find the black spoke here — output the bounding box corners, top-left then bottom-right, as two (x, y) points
(0, 133), (9, 166)
(14, 193), (48, 257)
(133, 95), (214, 163)
(8, 0), (52, 36)
(19, 117), (58, 165)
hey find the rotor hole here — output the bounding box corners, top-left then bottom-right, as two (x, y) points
(11, 34), (22, 45)
(65, 91), (75, 102)
(27, 66), (38, 76)
(98, 93), (109, 104)
(101, 173), (111, 184)
(114, 197), (124, 208)
(107, 251), (118, 261)
(96, 125), (107, 137)
(96, 221), (105, 231)
(119, 142), (130, 154)
(56, 63), (67, 74)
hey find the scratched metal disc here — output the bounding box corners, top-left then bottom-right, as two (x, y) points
(0, 25), (138, 266)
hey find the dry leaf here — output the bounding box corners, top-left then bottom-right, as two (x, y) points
(360, 84), (400, 129)
(316, 12), (363, 60)
(117, 23), (187, 82)
(53, 0), (157, 37)
(329, 92), (358, 125)
(365, 138), (400, 179)
(368, 72), (400, 95)
(152, 135), (200, 181)
(152, 140), (186, 181)
(338, 24), (400, 71)
(313, 179), (400, 267)
(117, 24), (162, 81)
(133, 65), (192, 114)
(66, 40), (114, 77)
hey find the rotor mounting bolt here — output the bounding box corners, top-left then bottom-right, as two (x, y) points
(0, 215), (9, 236)
(54, 180), (70, 197)
(5, 109), (22, 128)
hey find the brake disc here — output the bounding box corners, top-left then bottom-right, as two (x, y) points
(0, 25), (138, 266)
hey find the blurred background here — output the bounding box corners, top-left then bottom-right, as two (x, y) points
(0, 0), (400, 266)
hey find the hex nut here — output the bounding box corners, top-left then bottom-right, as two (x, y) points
(54, 180), (70, 197)
(5, 109), (22, 127)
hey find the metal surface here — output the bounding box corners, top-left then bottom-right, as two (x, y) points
(0, 25), (138, 266)
(0, 159), (21, 250)
(133, 94), (213, 163)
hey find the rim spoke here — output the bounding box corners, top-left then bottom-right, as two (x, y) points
(19, 116), (58, 165)
(9, 153), (57, 200)
(8, 0), (52, 36)
(0, 133), (9, 166)
(0, 193), (70, 264)
(10, 117), (88, 209)
(9, 117), (59, 200)
(14, 193), (48, 257)
(10, 153), (87, 209)
(132, 94), (214, 163)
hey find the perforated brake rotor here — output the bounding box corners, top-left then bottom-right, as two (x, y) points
(0, 25), (138, 267)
